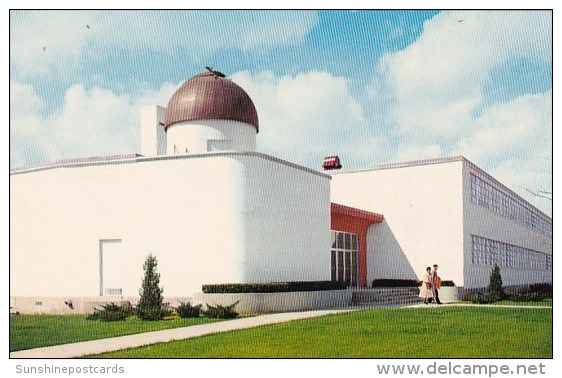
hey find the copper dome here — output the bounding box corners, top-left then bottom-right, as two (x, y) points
(164, 71), (259, 132)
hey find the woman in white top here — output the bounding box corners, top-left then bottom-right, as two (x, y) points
(419, 266), (434, 304)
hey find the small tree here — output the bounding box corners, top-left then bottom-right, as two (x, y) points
(487, 263), (504, 301)
(137, 253), (165, 320)
(470, 264), (505, 304)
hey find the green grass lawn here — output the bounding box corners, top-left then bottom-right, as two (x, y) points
(496, 298), (552, 306)
(89, 306), (552, 358)
(458, 298), (552, 306)
(10, 315), (221, 352)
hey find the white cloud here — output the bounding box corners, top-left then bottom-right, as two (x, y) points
(456, 92), (552, 215)
(455, 91), (551, 164)
(395, 144), (443, 162)
(488, 156), (552, 216)
(10, 81), (47, 166)
(10, 11), (318, 79)
(232, 70), (389, 169)
(369, 10), (552, 215)
(378, 10), (551, 141)
(11, 70), (386, 173)
(10, 80), (179, 168)
(9, 10), (552, 216)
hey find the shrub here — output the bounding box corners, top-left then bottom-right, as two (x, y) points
(508, 290), (545, 302)
(467, 292), (482, 303)
(470, 264), (503, 304)
(487, 264), (504, 300)
(120, 300), (136, 315)
(372, 279), (419, 288)
(202, 281), (347, 294)
(137, 253), (166, 321)
(415, 280), (454, 287)
(505, 284), (550, 302)
(469, 292), (500, 304)
(468, 265), (506, 304)
(176, 302), (202, 318)
(440, 280), (456, 287)
(204, 301), (239, 319)
(529, 283), (552, 298)
(87, 302), (130, 321)
(139, 307), (172, 321)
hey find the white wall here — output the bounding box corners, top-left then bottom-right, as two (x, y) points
(140, 105), (167, 156)
(462, 163), (552, 288)
(331, 160), (465, 286)
(239, 154), (331, 282)
(166, 120), (256, 155)
(365, 221), (418, 282)
(10, 155), (247, 298)
(10, 152), (331, 302)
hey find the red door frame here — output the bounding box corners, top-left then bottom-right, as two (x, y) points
(330, 203), (384, 288)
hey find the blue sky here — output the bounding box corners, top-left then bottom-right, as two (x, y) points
(10, 10), (552, 215)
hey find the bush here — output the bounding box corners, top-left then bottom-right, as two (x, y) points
(469, 292), (500, 304)
(372, 279), (419, 288)
(505, 283), (551, 302)
(415, 280), (455, 287)
(137, 254), (166, 321)
(139, 307), (172, 321)
(508, 290), (545, 302)
(120, 300), (136, 315)
(204, 301), (239, 319)
(176, 302), (202, 318)
(470, 264), (504, 304)
(529, 283), (552, 298)
(487, 264), (504, 300)
(468, 265), (506, 304)
(87, 303), (131, 321)
(202, 281), (347, 294)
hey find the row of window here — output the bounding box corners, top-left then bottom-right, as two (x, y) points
(469, 173), (552, 237)
(471, 235), (551, 270)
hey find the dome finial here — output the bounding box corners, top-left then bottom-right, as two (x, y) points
(205, 66), (226, 78)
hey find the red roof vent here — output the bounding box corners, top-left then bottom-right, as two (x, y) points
(323, 156), (342, 170)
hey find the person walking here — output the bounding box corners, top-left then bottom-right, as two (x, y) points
(432, 264), (442, 304)
(419, 267), (434, 304)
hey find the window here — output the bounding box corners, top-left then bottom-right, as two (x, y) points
(469, 173), (552, 238)
(471, 235), (551, 271)
(331, 231), (359, 287)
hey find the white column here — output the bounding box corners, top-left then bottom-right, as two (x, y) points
(141, 105), (167, 156)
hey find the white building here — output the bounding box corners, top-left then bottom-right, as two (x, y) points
(10, 69), (552, 313)
(331, 157), (552, 289)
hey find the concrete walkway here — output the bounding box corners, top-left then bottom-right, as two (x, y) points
(10, 309), (352, 359)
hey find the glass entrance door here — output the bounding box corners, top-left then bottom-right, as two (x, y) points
(331, 231), (358, 287)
